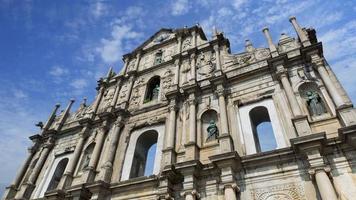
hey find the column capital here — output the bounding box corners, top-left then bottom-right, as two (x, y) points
(276, 68), (288, 79)
(182, 189), (200, 199)
(216, 87), (226, 97)
(114, 116), (124, 127)
(43, 137), (55, 149)
(187, 96), (197, 106)
(224, 183), (240, 192)
(213, 44), (220, 51)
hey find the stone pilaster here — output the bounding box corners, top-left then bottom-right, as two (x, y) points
(57, 126), (90, 189)
(163, 100), (177, 166)
(209, 152), (241, 200)
(185, 93), (198, 161)
(273, 59), (312, 136)
(2, 145), (37, 200)
(15, 138), (55, 200)
(216, 85), (233, 153)
(291, 133), (338, 200)
(310, 54), (356, 126)
(176, 161), (202, 200)
(262, 27), (279, 57)
(82, 122), (109, 183)
(189, 53), (196, 82)
(99, 116), (124, 183)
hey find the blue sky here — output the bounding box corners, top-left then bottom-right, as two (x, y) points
(1, 0), (356, 194)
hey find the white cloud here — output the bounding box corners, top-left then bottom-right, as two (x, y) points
(13, 89), (28, 99)
(70, 78), (88, 90)
(96, 24), (142, 63)
(49, 65), (69, 77)
(91, 1), (108, 18)
(171, 0), (191, 16)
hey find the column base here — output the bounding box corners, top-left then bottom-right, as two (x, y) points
(44, 189), (66, 200)
(337, 105), (356, 126)
(86, 181), (110, 200)
(218, 133), (234, 153)
(338, 125), (356, 148)
(66, 184), (92, 200)
(81, 167), (97, 183)
(184, 142), (199, 161)
(162, 147), (177, 167)
(292, 115), (312, 136)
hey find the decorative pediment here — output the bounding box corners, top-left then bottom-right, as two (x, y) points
(141, 29), (176, 50)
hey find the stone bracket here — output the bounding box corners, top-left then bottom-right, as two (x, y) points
(338, 124), (356, 148)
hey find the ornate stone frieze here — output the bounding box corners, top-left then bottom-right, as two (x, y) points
(129, 78), (145, 107)
(223, 48), (270, 70)
(251, 183), (306, 200)
(162, 68), (174, 91)
(98, 87), (115, 113)
(278, 33), (300, 53)
(182, 37), (192, 51)
(196, 51), (216, 80)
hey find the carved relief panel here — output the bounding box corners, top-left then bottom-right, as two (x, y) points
(98, 87), (116, 113)
(196, 50), (216, 81)
(129, 77), (145, 108)
(182, 36), (192, 51)
(222, 48), (270, 71)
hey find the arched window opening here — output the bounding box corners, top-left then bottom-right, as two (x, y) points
(46, 158), (68, 191)
(80, 143), (95, 171)
(201, 110), (219, 142)
(249, 106), (277, 152)
(129, 130), (158, 178)
(144, 76), (160, 103)
(298, 82), (327, 117)
(154, 50), (163, 65)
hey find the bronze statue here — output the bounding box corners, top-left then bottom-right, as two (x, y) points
(152, 84), (160, 100)
(206, 120), (218, 141)
(306, 91), (325, 116)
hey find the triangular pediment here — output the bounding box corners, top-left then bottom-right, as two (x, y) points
(140, 29), (176, 51)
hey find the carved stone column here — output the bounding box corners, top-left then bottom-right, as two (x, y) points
(163, 100), (177, 166)
(174, 59), (180, 85)
(133, 51), (141, 71)
(100, 116), (123, 183)
(3, 145), (37, 199)
(120, 56), (129, 75)
(275, 66), (312, 136)
(262, 27), (278, 57)
(58, 126), (90, 189)
(185, 93), (198, 160)
(214, 45), (221, 71)
(224, 184), (239, 200)
(309, 167), (338, 200)
(311, 55), (345, 108)
(216, 85), (233, 153)
(82, 123), (109, 183)
(177, 36), (182, 53)
(15, 138), (54, 199)
(279, 70), (302, 116)
(289, 16), (311, 46)
(189, 53), (196, 82)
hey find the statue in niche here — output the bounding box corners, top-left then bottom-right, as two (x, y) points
(82, 153), (91, 170)
(306, 91), (326, 116)
(206, 120), (219, 141)
(152, 84), (160, 100)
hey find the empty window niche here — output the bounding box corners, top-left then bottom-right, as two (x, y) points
(129, 130), (158, 178)
(249, 106), (277, 152)
(201, 109), (219, 142)
(144, 76), (160, 103)
(46, 158), (68, 191)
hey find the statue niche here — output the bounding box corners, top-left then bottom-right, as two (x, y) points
(298, 82), (327, 117)
(201, 110), (219, 142)
(144, 76), (161, 103)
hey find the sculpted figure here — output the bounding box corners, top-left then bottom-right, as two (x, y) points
(206, 120), (219, 141)
(306, 91), (325, 116)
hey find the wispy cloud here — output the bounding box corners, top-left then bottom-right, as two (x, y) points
(171, 0), (191, 16)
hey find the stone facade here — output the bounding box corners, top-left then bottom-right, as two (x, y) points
(3, 16), (356, 200)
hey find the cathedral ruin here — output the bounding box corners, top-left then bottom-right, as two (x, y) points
(3, 16), (356, 200)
